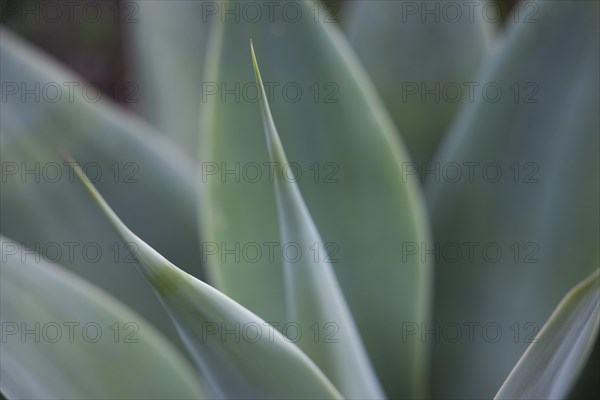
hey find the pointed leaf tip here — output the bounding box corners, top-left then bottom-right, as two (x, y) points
(250, 44), (384, 399)
(65, 155), (343, 399)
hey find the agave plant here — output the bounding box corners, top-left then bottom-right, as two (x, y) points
(0, 0), (598, 399)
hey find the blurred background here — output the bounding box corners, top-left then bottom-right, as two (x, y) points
(0, 0), (518, 111)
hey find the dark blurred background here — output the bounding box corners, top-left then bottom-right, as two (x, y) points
(1, 0), (129, 103)
(0, 0), (518, 109)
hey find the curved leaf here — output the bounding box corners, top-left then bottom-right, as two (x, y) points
(0, 236), (205, 400)
(345, 0), (490, 165)
(0, 27), (203, 347)
(130, 0), (209, 155)
(427, 1), (599, 398)
(65, 157), (342, 399)
(495, 269), (600, 400)
(199, 2), (432, 397)
(251, 42), (383, 399)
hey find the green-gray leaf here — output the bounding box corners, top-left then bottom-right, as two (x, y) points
(0, 235), (205, 400)
(130, 0), (209, 156)
(0, 27), (203, 348)
(251, 42), (383, 399)
(427, 1), (599, 398)
(199, 2), (432, 397)
(344, 0), (490, 166)
(495, 269), (599, 400)
(66, 157), (342, 399)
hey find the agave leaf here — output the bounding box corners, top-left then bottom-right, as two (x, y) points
(0, 235), (205, 400)
(495, 269), (599, 400)
(344, 0), (490, 166)
(65, 156), (342, 399)
(130, 0), (209, 156)
(427, 1), (599, 398)
(199, 2), (432, 397)
(0, 28), (203, 347)
(251, 42), (383, 399)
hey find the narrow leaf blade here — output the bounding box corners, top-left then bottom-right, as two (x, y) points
(495, 269), (600, 400)
(66, 158), (342, 399)
(0, 236), (205, 400)
(199, 3), (433, 396)
(0, 28), (203, 349)
(251, 42), (383, 399)
(427, 1), (599, 397)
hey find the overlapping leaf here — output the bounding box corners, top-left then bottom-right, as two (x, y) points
(66, 158), (342, 399)
(0, 236), (205, 400)
(130, 0), (210, 155)
(427, 1), (600, 398)
(251, 42), (383, 399)
(0, 28), (203, 347)
(495, 269), (599, 400)
(345, 0), (490, 165)
(198, 2), (432, 397)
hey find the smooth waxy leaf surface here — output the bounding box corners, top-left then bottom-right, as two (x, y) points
(251, 42), (383, 399)
(199, 2), (432, 397)
(0, 28), (202, 347)
(130, 0), (209, 155)
(67, 159), (342, 399)
(345, 0), (490, 165)
(495, 269), (600, 400)
(0, 236), (205, 400)
(427, 1), (600, 398)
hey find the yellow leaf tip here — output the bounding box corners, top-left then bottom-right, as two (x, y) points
(250, 41), (258, 67)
